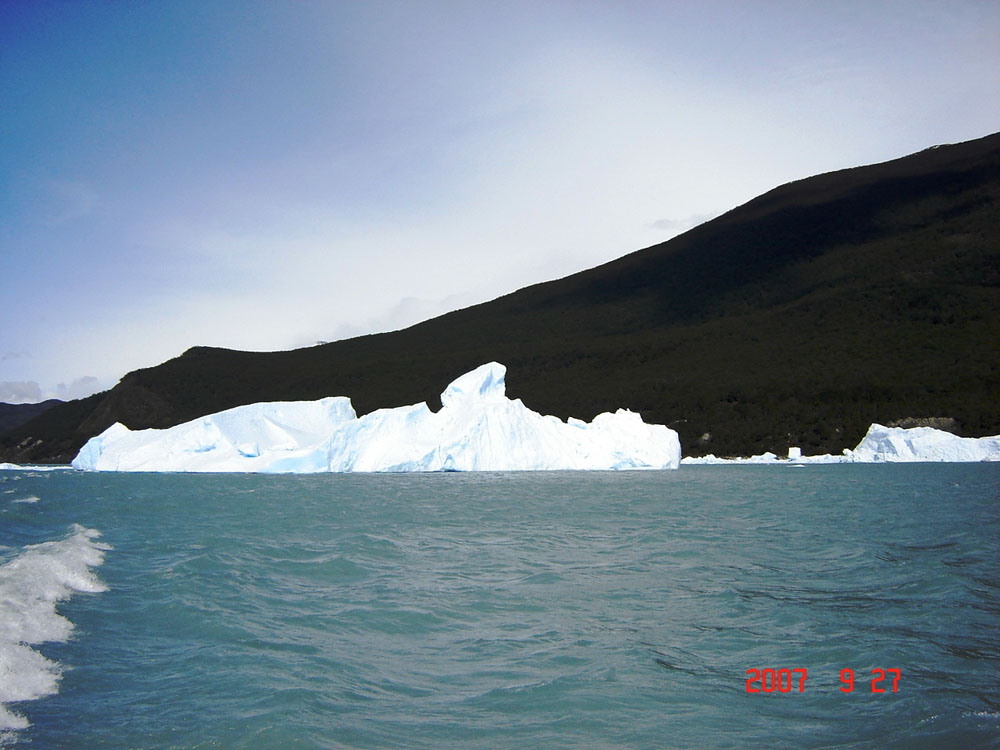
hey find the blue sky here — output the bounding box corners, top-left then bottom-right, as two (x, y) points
(2, 0), (998, 403)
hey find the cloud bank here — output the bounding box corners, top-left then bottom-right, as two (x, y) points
(0, 377), (103, 405)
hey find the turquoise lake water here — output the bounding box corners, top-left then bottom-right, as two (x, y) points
(1, 465), (998, 748)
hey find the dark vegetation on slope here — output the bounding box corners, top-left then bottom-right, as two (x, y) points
(3, 132), (999, 463)
(0, 400), (63, 436)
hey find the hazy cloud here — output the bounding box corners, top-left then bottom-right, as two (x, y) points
(649, 213), (717, 235)
(0, 376), (102, 404)
(326, 293), (479, 343)
(56, 376), (103, 401)
(0, 381), (43, 404)
(44, 180), (99, 225)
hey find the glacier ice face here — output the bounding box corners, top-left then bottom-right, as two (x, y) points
(71, 363), (681, 473)
(846, 423), (1000, 463)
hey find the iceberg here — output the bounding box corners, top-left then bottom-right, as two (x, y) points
(846, 423), (1000, 463)
(680, 451), (842, 465)
(681, 424), (1000, 465)
(71, 363), (681, 472)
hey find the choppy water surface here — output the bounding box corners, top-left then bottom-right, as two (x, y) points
(1, 465), (998, 748)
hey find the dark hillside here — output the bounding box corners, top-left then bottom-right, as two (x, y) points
(0, 400), (63, 435)
(4, 132), (999, 463)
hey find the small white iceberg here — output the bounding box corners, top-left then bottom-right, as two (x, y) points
(681, 424), (1000, 465)
(0, 463), (70, 471)
(71, 363), (681, 473)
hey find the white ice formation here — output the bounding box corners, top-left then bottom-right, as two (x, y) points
(681, 452), (845, 465)
(681, 423), (1000, 465)
(71, 363), (681, 472)
(0, 463), (71, 471)
(845, 423), (1000, 463)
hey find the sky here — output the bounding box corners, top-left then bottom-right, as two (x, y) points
(1, 0), (998, 403)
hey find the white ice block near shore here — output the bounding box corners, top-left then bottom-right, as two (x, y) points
(681, 424), (1000, 464)
(0, 463), (70, 471)
(680, 451), (843, 465)
(71, 363), (681, 473)
(846, 423), (1000, 463)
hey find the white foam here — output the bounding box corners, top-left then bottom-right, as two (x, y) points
(0, 525), (111, 730)
(10, 496), (39, 504)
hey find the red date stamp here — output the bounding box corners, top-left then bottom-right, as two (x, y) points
(745, 668), (900, 693)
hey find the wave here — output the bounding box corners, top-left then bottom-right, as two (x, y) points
(0, 524), (111, 731)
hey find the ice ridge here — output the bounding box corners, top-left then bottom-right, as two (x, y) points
(72, 363), (682, 472)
